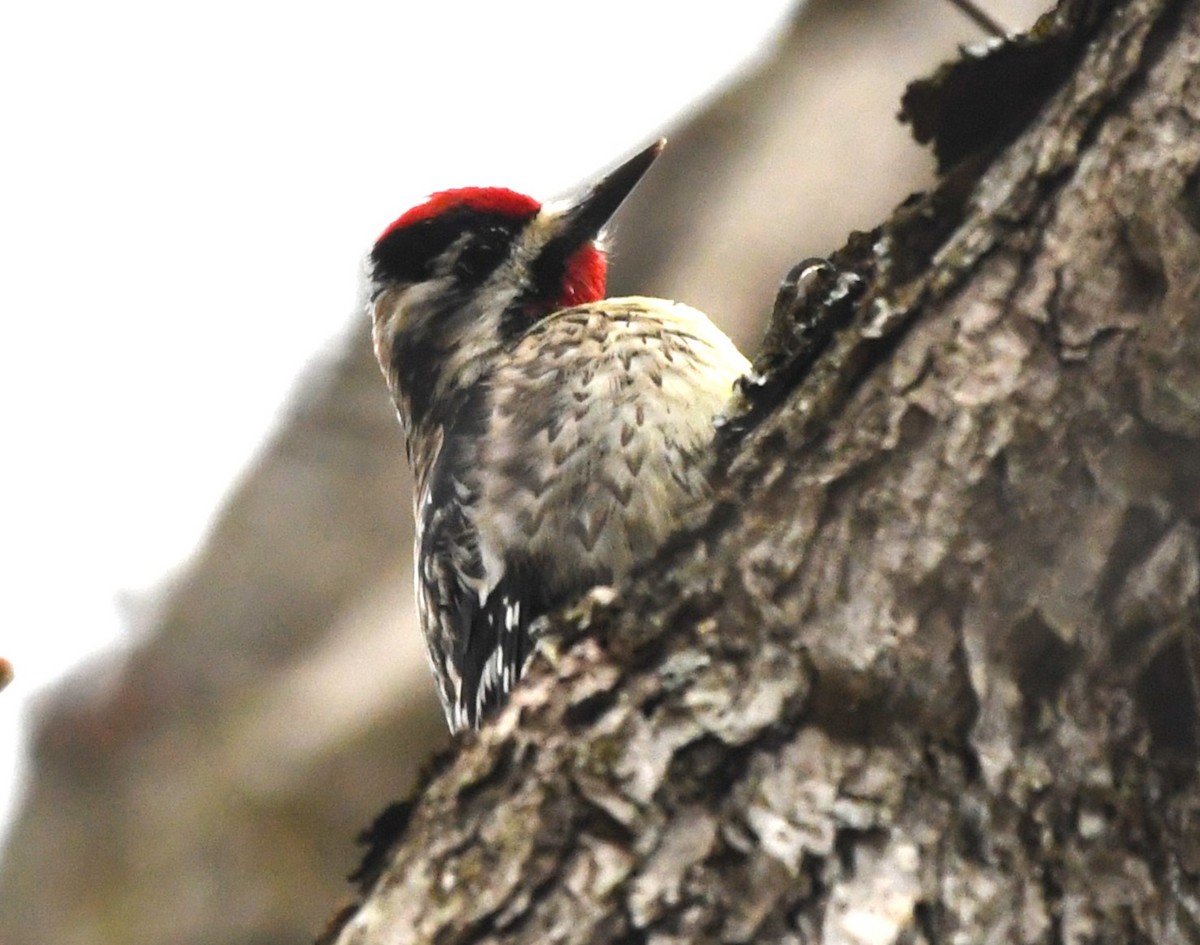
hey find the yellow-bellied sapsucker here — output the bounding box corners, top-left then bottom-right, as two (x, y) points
(367, 141), (749, 732)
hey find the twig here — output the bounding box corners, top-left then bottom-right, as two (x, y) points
(943, 0), (1011, 37)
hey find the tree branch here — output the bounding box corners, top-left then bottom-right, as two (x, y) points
(325, 0), (1200, 941)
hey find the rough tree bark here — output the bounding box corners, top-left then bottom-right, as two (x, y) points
(323, 0), (1200, 941)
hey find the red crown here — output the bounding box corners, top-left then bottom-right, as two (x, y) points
(378, 187), (541, 242)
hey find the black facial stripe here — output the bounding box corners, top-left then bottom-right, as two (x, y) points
(496, 233), (578, 343)
(370, 208), (533, 287)
(528, 233), (576, 301)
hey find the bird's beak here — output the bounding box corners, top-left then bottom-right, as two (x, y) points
(551, 138), (665, 247)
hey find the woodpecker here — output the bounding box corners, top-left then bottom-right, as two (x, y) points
(367, 140), (749, 733)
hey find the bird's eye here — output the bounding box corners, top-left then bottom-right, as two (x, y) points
(453, 228), (511, 282)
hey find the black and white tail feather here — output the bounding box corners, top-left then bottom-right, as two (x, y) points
(414, 443), (546, 731)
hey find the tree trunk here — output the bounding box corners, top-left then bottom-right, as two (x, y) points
(325, 0), (1200, 941)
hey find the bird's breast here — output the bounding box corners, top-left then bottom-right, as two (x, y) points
(472, 297), (748, 595)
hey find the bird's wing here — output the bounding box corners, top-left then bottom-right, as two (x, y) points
(416, 431), (545, 733)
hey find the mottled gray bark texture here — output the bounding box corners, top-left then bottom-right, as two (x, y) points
(327, 0), (1200, 941)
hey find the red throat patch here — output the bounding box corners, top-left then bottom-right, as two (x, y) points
(559, 244), (608, 308)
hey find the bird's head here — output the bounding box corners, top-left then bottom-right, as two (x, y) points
(368, 139), (664, 436)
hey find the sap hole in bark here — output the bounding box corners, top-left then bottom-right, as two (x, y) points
(1135, 638), (1198, 758)
(1114, 221), (1169, 319)
(565, 686), (620, 730)
(1008, 610), (1081, 715)
(663, 736), (758, 806)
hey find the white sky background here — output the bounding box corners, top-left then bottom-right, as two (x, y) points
(0, 1), (800, 843)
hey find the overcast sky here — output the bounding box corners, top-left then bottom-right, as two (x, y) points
(0, 0), (802, 841)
